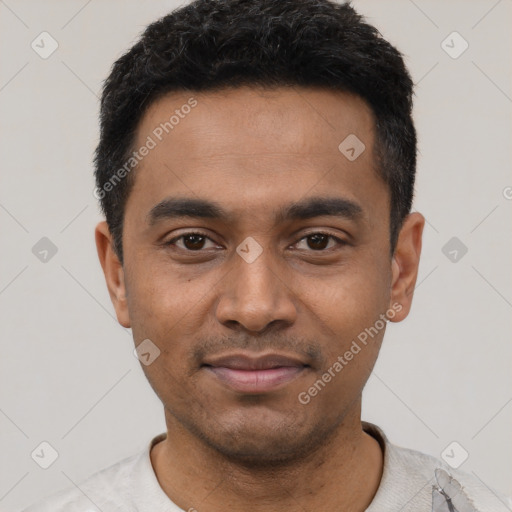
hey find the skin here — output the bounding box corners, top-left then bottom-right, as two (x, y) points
(96, 86), (424, 512)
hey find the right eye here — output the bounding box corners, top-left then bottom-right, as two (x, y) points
(164, 232), (220, 252)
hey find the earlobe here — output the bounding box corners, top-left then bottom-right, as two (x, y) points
(388, 212), (425, 323)
(95, 221), (131, 328)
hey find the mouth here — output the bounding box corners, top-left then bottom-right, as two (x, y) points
(201, 352), (310, 393)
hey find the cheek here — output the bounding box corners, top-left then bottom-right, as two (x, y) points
(125, 256), (209, 337)
(307, 265), (389, 332)
(297, 276), (387, 412)
(299, 257), (390, 377)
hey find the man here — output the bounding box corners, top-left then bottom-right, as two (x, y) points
(23, 0), (511, 511)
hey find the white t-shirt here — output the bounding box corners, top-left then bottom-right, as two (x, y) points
(21, 421), (511, 512)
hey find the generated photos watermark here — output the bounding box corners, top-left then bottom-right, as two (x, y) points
(93, 97), (198, 200)
(298, 302), (403, 405)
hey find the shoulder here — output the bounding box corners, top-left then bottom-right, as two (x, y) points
(20, 451), (143, 512)
(396, 443), (511, 511)
(363, 421), (512, 512)
(385, 441), (512, 511)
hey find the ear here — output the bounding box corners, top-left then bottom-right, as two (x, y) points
(95, 221), (131, 328)
(388, 212), (425, 322)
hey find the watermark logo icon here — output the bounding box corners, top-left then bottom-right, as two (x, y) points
(133, 338), (161, 366)
(441, 31), (469, 59)
(338, 134), (365, 161)
(32, 237), (58, 263)
(236, 237), (263, 264)
(441, 441), (469, 469)
(31, 32), (59, 59)
(442, 237), (468, 263)
(31, 441), (59, 469)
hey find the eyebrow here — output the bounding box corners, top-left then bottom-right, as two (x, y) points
(146, 195), (364, 226)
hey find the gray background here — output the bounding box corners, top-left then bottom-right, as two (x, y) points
(0, 0), (511, 510)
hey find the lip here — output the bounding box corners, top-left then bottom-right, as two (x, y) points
(202, 352), (310, 393)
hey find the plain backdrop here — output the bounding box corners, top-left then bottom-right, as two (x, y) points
(0, 1), (511, 510)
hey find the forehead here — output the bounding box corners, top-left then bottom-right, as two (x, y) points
(126, 86), (386, 226)
(137, 86), (376, 160)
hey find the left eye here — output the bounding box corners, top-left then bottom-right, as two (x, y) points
(294, 233), (345, 251)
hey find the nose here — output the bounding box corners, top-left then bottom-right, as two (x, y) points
(215, 243), (297, 334)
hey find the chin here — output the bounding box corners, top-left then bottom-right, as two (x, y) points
(209, 436), (313, 467)
(195, 410), (337, 468)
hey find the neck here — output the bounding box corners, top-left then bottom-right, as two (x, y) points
(150, 402), (384, 512)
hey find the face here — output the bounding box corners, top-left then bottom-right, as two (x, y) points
(96, 86), (423, 465)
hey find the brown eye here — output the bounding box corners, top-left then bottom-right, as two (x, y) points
(295, 232), (346, 251)
(306, 233), (329, 250)
(182, 234), (206, 250)
(165, 232), (217, 251)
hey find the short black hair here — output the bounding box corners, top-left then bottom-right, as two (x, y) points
(94, 0), (416, 264)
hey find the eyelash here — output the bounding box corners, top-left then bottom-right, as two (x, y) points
(164, 231), (347, 252)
